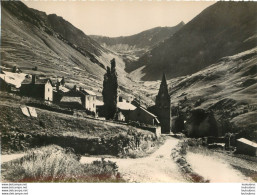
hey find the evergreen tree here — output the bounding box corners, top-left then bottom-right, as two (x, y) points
(102, 58), (118, 119)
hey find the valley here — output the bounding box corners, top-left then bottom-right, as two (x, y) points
(1, 1), (257, 183)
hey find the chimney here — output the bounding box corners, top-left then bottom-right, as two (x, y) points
(32, 75), (36, 84)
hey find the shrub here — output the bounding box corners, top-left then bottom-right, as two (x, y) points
(2, 145), (124, 182)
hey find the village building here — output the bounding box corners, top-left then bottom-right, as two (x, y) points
(60, 86), (96, 113)
(56, 77), (65, 90)
(117, 94), (134, 103)
(20, 75), (53, 101)
(53, 77), (69, 102)
(60, 91), (83, 109)
(117, 98), (136, 122)
(0, 70), (27, 92)
(126, 106), (160, 126)
(0, 77), (13, 92)
(154, 73), (171, 133)
(97, 94), (159, 126)
(80, 88), (96, 113)
(236, 138), (257, 156)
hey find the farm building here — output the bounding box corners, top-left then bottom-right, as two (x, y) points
(0, 70), (27, 91)
(60, 95), (83, 109)
(80, 89), (96, 113)
(60, 87), (96, 113)
(127, 106), (160, 126)
(0, 77), (12, 92)
(236, 138), (257, 156)
(96, 96), (136, 119)
(20, 75), (53, 101)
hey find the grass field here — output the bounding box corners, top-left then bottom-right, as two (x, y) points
(0, 92), (153, 139)
(0, 92), (159, 157)
(1, 145), (125, 182)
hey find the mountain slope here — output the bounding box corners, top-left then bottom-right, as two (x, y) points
(129, 2), (257, 81)
(138, 47), (257, 136)
(1, 1), (131, 93)
(90, 22), (184, 58)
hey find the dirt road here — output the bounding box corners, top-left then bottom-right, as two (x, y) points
(186, 152), (254, 183)
(2, 136), (254, 183)
(1, 153), (25, 164)
(80, 137), (187, 182)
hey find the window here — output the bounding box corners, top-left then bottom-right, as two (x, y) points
(48, 88), (50, 92)
(93, 104), (94, 108)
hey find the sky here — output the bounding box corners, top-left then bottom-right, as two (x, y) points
(23, 1), (215, 37)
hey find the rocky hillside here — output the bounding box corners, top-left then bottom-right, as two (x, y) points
(1, 1), (132, 94)
(129, 2), (257, 81)
(140, 47), (257, 137)
(90, 22), (184, 59)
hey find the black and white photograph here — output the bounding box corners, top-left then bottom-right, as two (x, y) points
(0, 0), (257, 189)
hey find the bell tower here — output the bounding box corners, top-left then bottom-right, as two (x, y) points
(155, 73), (171, 134)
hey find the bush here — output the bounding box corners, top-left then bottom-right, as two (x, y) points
(2, 145), (124, 182)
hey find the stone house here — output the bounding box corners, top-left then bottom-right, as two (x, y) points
(127, 106), (160, 126)
(20, 75), (53, 101)
(80, 89), (96, 113)
(0, 77), (12, 92)
(60, 87), (96, 113)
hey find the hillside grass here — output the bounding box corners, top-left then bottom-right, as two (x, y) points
(0, 92), (160, 157)
(1, 145), (125, 182)
(0, 93), (152, 139)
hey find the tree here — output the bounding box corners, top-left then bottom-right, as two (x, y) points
(102, 58), (118, 119)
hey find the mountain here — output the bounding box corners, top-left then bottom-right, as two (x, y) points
(141, 47), (257, 138)
(90, 22), (184, 58)
(1, 1), (131, 94)
(128, 2), (257, 81)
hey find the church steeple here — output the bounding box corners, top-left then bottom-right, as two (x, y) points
(155, 73), (171, 134)
(156, 73), (170, 106)
(157, 73), (169, 97)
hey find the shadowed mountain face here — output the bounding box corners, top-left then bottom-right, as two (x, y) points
(1, 1), (136, 95)
(129, 2), (257, 81)
(90, 22), (184, 58)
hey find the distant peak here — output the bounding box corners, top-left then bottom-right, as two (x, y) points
(178, 21), (185, 26)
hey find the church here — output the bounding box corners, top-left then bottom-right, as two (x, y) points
(148, 73), (171, 134)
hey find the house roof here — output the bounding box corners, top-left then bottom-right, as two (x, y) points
(117, 102), (136, 110)
(55, 86), (69, 93)
(81, 89), (96, 96)
(57, 78), (64, 82)
(0, 71), (27, 88)
(63, 90), (84, 97)
(96, 100), (104, 106)
(138, 106), (160, 123)
(22, 78), (53, 86)
(139, 106), (157, 118)
(61, 96), (82, 104)
(237, 138), (257, 148)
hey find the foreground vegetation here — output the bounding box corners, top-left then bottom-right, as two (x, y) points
(2, 145), (125, 182)
(0, 92), (161, 157)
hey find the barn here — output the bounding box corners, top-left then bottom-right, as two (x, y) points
(20, 75), (53, 101)
(127, 106), (160, 126)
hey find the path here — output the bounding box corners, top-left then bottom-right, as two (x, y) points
(1, 153), (25, 164)
(2, 137), (254, 183)
(80, 137), (187, 182)
(186, 152), (254, 183)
